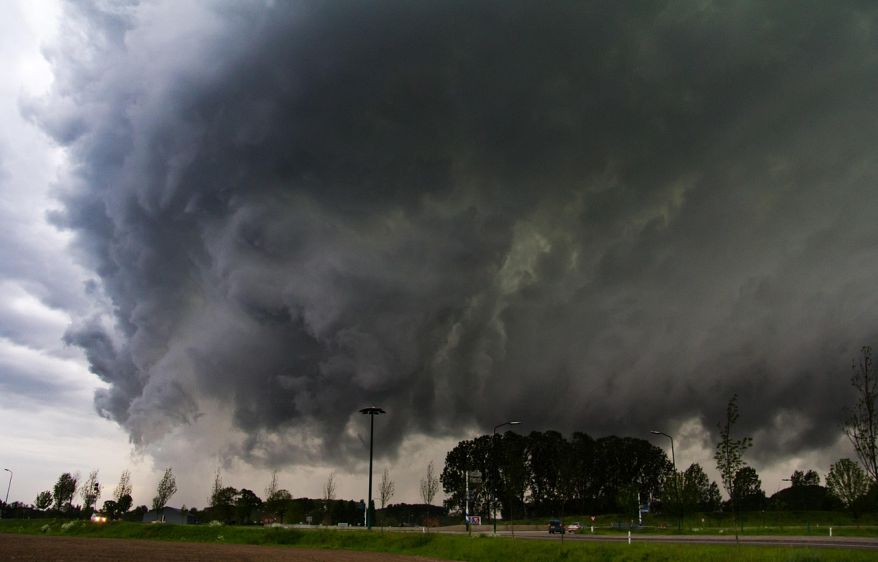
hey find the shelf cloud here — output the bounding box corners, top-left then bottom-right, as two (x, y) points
(33, 1), (878, 469)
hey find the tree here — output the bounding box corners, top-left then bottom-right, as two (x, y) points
(732, 466), (766, 511)
(826, 458), (870, 509)
(53, 473), (78, 511)
(264, 470), (279, 501)
(117, 493), (133, 516)
(420, 461), (439, 505)
(152, 467), (177, 512)
(378, 468), (395, 509)
(714, 395), (752, 540)
(80, 470), (100, 511)
(209, 467), (224, 508)
(322, 472), (336, 503)
(266, 489), (293, 523)
(844, 346), (878, 483)
(34, 491), (52, 510)
(235, 489), (262, 524)
(113, 470), (132, 502)
(211, 486), (239, 522)
(790, 469), (820, 487)
(705, 482), (723, 512)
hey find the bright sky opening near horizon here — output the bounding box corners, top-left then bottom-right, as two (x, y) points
(1, 0), (876, 510)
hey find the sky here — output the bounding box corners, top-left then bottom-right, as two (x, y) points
(1, 0), (877, 509)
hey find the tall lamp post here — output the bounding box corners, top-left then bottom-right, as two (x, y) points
(650, 430), (678, 528)
(492, 420), (521, 535)
(359, 407), (385, 530)
(3, 468), (12, 518)
(3, 469), (11, 504)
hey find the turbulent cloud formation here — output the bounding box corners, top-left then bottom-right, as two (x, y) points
(34, 1), (878, 468)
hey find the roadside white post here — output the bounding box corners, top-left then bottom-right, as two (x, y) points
(830, 527), (833, 537)
(628, 530), (631, 544)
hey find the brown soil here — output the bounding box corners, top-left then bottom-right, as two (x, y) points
(0, 534), (448, 562)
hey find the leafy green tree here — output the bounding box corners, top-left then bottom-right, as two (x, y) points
(266, 489), (293, 522)
(102, 499), (119, 519)
(235, 488), (262, 524)
(151, 467), (177, 512)
(116, 493), (133, 516)
(790, 469), (820, 487)
(527, 431), (567, 513)
(844, 346), (878, 483)
(732, 466), (766, 511)
(499, 431), (530, 520)
(34, 490), (52, 510)
(53, 473), (78, 511)
(440, 436), (491, 517)
(826, 458), (870, 509)
(705, 481), (722, 511)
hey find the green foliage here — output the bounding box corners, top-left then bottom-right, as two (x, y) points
(52, 473), (78, 511)
(152, 468), (177, 512)
(791, 470), (821, 487)
(442, 430), (673, 519)
(732, 467), (766, 511)
(34, 491), (52, 511)
(827, 458), (870, 510)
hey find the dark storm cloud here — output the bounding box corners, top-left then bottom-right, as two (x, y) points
(35, 0), (878, 466)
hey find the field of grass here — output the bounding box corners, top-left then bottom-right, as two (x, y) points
(1, 519), (876, 562)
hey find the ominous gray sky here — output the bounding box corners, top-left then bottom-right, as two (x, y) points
(4, 0), (878, 505)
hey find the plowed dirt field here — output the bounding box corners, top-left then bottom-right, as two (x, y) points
(0, 533), (448, 561)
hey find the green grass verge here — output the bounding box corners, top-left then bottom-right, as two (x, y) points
(0, 519), (874, 562)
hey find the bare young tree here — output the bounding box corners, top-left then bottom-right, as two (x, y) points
(209, 466), (223, 507)
(264, 469), (279, 500)
(714, 394), (752, 541)
(113, 469), (132, 502)
(152, 467), (178, 512)
(844, 346), (878, 483)
(419, 461), (439, 505)
(322, 472), (336, 503)
(79, 470), (99, 510)
(378, 467), (395, 509)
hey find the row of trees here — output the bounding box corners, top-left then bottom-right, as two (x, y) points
(440, 431), (672, 519)
(27, 467), (176, 520)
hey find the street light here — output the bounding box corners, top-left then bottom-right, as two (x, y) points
(3, 469), (11, 504)
(359, 407), (385, 530)
(492, 420), (521, 535)
(650, 430), (678, 529)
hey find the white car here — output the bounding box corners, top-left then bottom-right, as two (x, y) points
(566, 522), (582, 533)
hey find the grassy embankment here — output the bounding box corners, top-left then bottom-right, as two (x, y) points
(1, 519), (876, 562)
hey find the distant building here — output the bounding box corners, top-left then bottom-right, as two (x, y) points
(142, 506), (198, 525)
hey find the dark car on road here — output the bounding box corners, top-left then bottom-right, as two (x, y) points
(548, 519), (565, 534)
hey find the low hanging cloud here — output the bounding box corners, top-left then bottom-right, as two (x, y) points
(31, 0), (878, 469)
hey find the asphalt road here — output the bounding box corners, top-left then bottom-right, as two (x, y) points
(479, 530), (878, 549)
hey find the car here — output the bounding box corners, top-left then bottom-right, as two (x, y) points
(548, 519), (565, 534)
(566, 522), (582, 533)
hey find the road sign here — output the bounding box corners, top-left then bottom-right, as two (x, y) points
(468, 515), (481, 525)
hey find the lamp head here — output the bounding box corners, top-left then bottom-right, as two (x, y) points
(359, 407), (386, 415)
